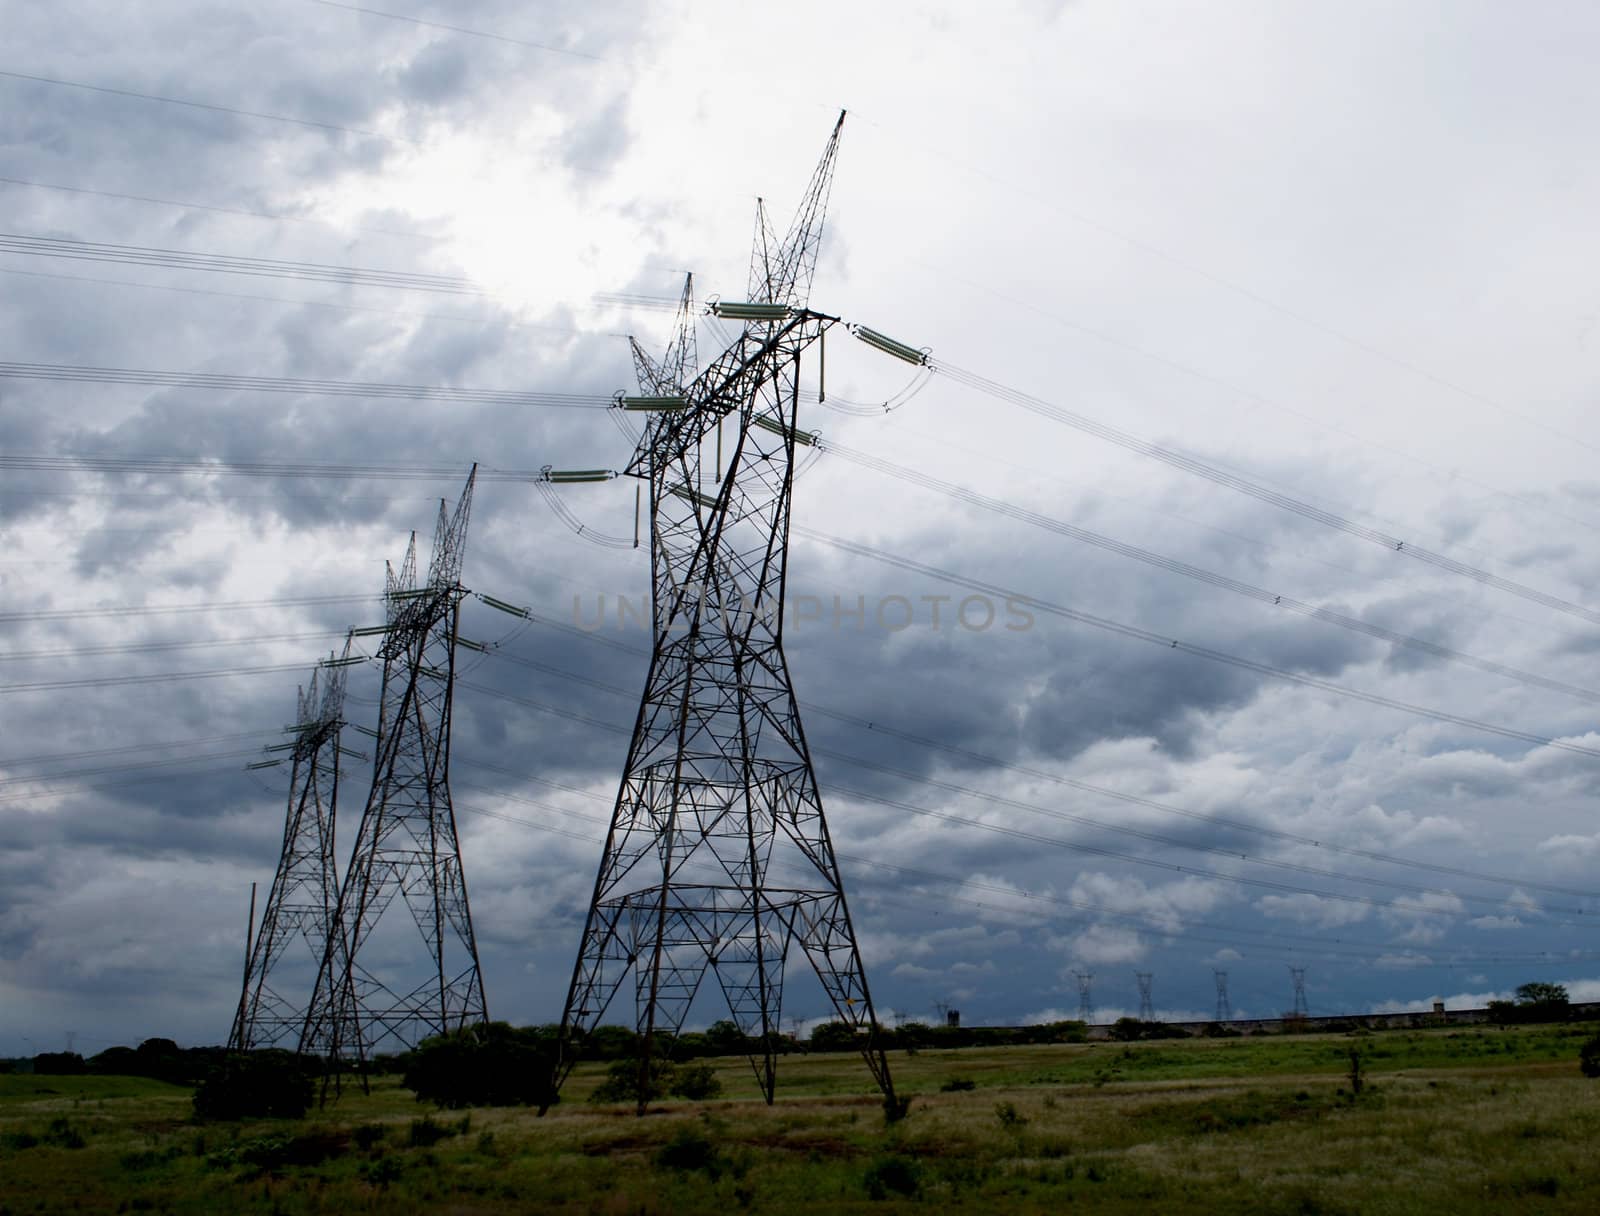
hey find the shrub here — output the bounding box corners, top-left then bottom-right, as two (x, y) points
(403, 1022), (557, 1109)
(192, 1051), (315, 1121)
(863, 1155), (922, 1200)
(32, 1052), (86, 1076)
(655, 1129), (723, 1175)
(1579, 1034), (1600, 1079)
(994, 1101), (1027, 1129)
(939, 1077), (976, 1092)
(407, 1116), (455, 1147)
(669, 1063), (724, 1100)
(591, 1056), (677, 1105)
(809, 1021), (860, 1052)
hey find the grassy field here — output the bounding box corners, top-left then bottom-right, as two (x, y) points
(3, 1022), (1599, 1213)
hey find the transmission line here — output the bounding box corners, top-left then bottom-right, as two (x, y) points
(826, 440), (1600, 706)
(0, 233), (478, 292)
(476, 592), (1600, 899)
(934, 361), (1600, 629)
(798, 527), (1600, 761)
(0, 68), (414, 145)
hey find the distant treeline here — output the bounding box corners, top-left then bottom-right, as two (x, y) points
(2, 992), (1589, 1080)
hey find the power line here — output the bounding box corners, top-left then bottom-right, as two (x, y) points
(0, 629), (349, 664)
(308, 0), (628, 66)
(0, 593), (374, 625)
(826, 439), (1600, 705)
(936, 361), (1600, 629)
(478, 589), (1600, 898)
(0, 68), (415, 146)
(798, 526), (1600, 761)
(0, 660), (319, 695)
(0, 267), (621, 339)
(0, 174), (435, 242)
(0, 232), (477, 293)
(0, 363), (606, 408)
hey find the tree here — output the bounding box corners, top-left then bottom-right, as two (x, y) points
(192, 1051), (314, 1121)
(1515, 982), (1569, 1007)
(403, 1022), (558, 1109)
(808, 1021), (859, 1051)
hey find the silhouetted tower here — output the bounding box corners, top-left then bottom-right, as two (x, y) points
(1289, 966), (1309, 1018)
(1213, 969), (1232, 1022)
(302, 469), (486, 1073)
(1073, 970), (1095, 1024)
(229, 642), (357, 1049)
(550, 115), (899, 1114)
(1135, 971), (1154, 1022)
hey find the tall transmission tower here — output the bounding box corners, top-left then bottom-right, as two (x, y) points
(549, 114), (900, 1114)
(1213, 970), (1232, 1023)
(1135, 971), (1154, 1022)
(302, 468), (486, 1073)
(229, 644), (355, 1050)
(1073, 970), (1095, 1025)
(1289, 966), (1309, 1018)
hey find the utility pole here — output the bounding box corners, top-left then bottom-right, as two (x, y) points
(547, 115), (901, 1117)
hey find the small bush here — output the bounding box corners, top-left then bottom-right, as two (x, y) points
(408, 1116), (456, 1147)
(192, 1051), (315, 1121)
(669, 1063), (724, 1101)
(591, 1056), (678, 1105)
(352, 1123), (387, 1151)
(994, 1101), (1028, 1129)
(1579, 1034), (1600, 1079)
(940, 1077), (976, 1092)
(655, 1129), (723, 1176)
(863, 1155), (922, 1200)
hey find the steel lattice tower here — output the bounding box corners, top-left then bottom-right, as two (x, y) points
(1289, 966), (1309, 1018)
(229, 645), (353, 1050)
(550, 114), (898, 1113)
(1135, 971), (1154, 1022)
(302, 468), (486, 1072)
(1073, 971), (1095, 1025)
(1214, 970), (1233, 1023)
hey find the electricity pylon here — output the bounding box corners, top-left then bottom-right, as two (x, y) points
(1072, 970), (1095, 1025)
(302, 468), (486, 1075)
(550, 114), (900, 1114)
(1135, 971), (1154, 1022)
(1289, 966), (1309, 1018)
(1214, 970), (1233, 1023)
(229, 644), (355, 1049)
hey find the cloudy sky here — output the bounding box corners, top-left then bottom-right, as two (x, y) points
(5, 0), (1600, 1056)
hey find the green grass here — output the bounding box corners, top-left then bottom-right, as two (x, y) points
(2, 1023), (1598, 1213)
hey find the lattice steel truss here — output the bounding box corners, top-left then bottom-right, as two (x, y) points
(1289, 966), (1309, 1018)
(229, 647), (350, 1050)
(302, 468), (486, 1072)
(550, 114), (897, 1113)
(1135, 971), (1154, 1022)
(1214, 969), (1233, 1023)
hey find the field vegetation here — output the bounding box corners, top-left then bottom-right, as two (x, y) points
(2, 1021), (1599, 1213)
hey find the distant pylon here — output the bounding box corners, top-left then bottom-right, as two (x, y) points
(1213, 969), (1232, 1022)
(229, 642), (354, 1050)
(1073, 970), (1095, 1025)
(1135, 971), (1154, 1022)
(302, 468), (486, 1075)
(1289, 966), (1309, 1018)
(549, 114), (900, 1116)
